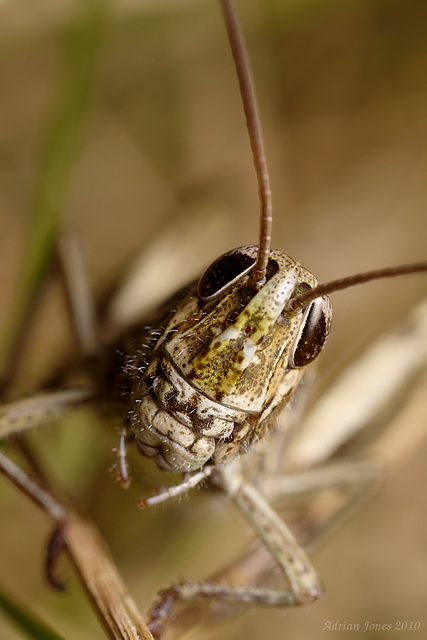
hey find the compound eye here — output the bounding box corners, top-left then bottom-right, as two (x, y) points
(197, 248), (256, 301)
(289, 296), (332, 368)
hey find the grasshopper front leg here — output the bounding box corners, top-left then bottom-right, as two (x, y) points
(148, 462), (322, 640)
(147, 456), (382, 640)
(218, 462), (323, 606)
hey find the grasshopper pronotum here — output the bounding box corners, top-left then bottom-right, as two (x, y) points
(0, 2), (426, 640)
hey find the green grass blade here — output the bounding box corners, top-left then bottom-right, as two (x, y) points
(0, 583), (67, 640)
(1, 0), (109, 383)
(24, 0), (109, 297)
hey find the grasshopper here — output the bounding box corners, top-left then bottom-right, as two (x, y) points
(0, 1), (426, 640)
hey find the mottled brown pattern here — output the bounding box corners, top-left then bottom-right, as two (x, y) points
(117, 247), (331, 473)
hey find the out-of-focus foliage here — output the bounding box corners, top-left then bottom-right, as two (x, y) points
(0, 583), (67, 640)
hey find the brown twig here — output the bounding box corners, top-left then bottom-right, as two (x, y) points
(0, 450), (154, 640)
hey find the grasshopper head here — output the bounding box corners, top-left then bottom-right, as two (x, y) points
(165, 246), (332, 419)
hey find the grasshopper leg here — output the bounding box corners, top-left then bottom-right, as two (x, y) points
(148, 463), (323, 638)
(148, 458), (381, 638)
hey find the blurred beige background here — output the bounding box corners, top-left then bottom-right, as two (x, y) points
(0, 1), (426, 639)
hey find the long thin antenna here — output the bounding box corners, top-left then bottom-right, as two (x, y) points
(287, 261), (427, 311)
(220, 0), (272, 287)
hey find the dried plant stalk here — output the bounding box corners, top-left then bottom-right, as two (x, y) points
(0, 450), (153, 640)
(64, 511), (154, 640)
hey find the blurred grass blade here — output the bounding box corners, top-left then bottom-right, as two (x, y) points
(0, 583), (67, 640)
(1, 0), (109, 386)
(26, 0), (109, 295)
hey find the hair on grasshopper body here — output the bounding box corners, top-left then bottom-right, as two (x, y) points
(0, 2), (427, 640)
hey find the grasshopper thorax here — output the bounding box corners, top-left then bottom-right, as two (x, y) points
(129, 246), (331, 473)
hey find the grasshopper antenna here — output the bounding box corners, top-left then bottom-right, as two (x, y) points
(220, 0), (272, 288)
(287, 261), (427, 311)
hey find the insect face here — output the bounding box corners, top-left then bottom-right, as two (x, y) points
(127, 245), (331, 473)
